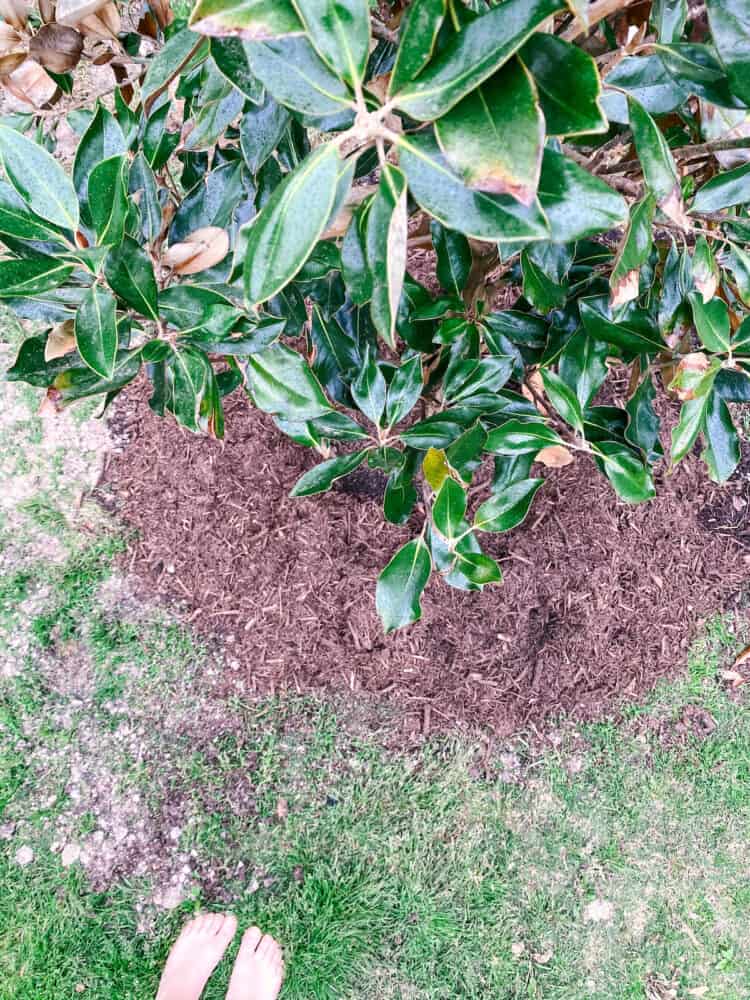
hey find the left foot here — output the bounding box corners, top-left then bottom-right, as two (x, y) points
(156, 912), (237, 1000)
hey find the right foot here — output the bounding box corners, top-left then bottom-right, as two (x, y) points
(226, 926), (284, 1000)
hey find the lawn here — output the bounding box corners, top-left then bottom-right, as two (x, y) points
(3, 318), (750, 1000)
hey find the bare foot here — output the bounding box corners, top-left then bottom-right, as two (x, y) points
(156, 912), (237, 1000)
(226, 926), (284, 1000)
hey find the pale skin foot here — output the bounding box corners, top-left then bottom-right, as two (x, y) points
(226, 926), (284, 1000)
(156, 912), (237, 1000)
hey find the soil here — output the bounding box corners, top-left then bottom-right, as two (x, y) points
(101, 380), (750, 738)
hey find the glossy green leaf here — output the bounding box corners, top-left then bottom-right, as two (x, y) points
(190, 0), (303, 38)
(432, 476), (468, 542)
(0, 180), (66, 243)
(706, 0), (750, 106)
(183, 85), (245, 152)
(692, 234), (718, 302)
(239, 93), (290, 173)
(244, 142), (341, 306)
(473, 477), (543, 532)
(166, 346), (224, 437)
(602, 54), (690, 123)
(520, 34), (607, 136)
(671, 359), (720, 463)
(245, 342), (331, 420)
(434, 58), (544, 205)
(656, 43), (737, 107)
(73, 105), (127, 217)
(141, 30), (207, 113)
(727, 242), (750, 307)
(702, 387), (740, 482)
(308, 303), (360, 402)
(689, 292), (731, 353)
(390, 0), (562, 120)
(341, 200), (373, 305)
(398, 131), (549, 243)
(580, 297), (665, 355)
(104, 237), (159, 320)
(290, 449), (368, 496)
(0, 123), (79, 231)
(88, 154), (129, 246)
(430, 221), (471, 298)
(367, 164), (408, 347)
(558, 328), (609, 408)
(0, 255), (73, 298)
(692, 161), (750, 213)
(129, 153), (162, 244)
(628, 97), (680, 199)
(74, 284), (118, 380)
(609, 193), (655, 307)
(541, 368), (584, 434)
(652, 0), (687, 42)
(211, 37), (266, 101)
(247, 36), (353, 117)
(444, 356), (513, 403)
(385, 355), (423, 427)
(160, 285), (242, 338)
(291, 0), (369, 87)
(142, 103), (180, 171)
(521, 244), (568, 313)
(446, 421), (486, 483)
(484, 418), (564, 455)
(538, 150), (628, 243)
(376, 537), (432, 633)
(594, 441), (656, 502)
(351, 346), (387, 426)
(389, 0), (446, 95)
(625, 373), (663, 463)
(384, 449), (420, 524)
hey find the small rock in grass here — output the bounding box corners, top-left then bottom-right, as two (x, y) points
(583, 898), (614, 923)
(61, 843), (81, 867)
(15, 845), (34, 867)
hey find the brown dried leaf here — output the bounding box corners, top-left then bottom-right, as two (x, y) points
(29, 24), (84, 74)
(163, 226), (229, 275)
(2, 58), (57, 108)
(55, 0), (108, 25)
(44, 319), (76, 361)
(0, 0), (28, 30)
(610, 268), (640, 308)
(78, 4), (120, 39)
(719, 668), (745, 688)
(733, 644), (750, 668)
(38, 0), (54, 22)
(0, 51), (26, 75)
(661, 184), (692, 230)
(535, 445), (574, 468)
(150, 0), (174, 30)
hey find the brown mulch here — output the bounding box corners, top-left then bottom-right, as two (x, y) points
(101, 382), (750, 738)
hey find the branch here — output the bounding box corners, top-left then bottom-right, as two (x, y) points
(559, 0), (641, 41)
(371, 18), (398, 45)
(598, 135), (750, 175)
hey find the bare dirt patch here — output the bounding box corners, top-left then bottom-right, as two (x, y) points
(101, 381), (749, 737)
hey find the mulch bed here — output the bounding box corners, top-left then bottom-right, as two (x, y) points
(101, 380), (750, 738)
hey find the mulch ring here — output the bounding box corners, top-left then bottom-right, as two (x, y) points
(100, 379), (750, 739)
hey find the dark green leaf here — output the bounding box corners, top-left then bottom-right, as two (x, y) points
(444, 356), (513, 403)
(671, 359), (720, 463)
(580, 297), (665, 355)
(385, 354), (423, 427)
(484, 418), (564, 454)
(129, 152), (162, 244)
(625, 373), (663, 462)
(692, 161), (750, 213)
(239, 93), (290, 173)
(351, 346), (387, 426)
(376, 537), (432, 632)
(473, 477), (543, 531)
(702, 386), (740, 482)
(397, 130), (549, 243)
(183, 84), (245, 152)
(384, 448), (420, 524)
(558, 328), (609, 408)
(0, 180), (66, 243)
(0, 255), (73, 298)
(541, 368), (584, 434)
(142, 102), (181, 171)
(88, 154), (129, 246)
(341, 199), (373, 305)
(309, 302), (360, 402)
(244, 142), (341, 305)
(211, 38), (266, 101)
(432, 476), (467, 542)
(434, 58), (544, 205)
(521, 244), (568, 312)
(74, 284), (118, 380)
(141, 30), (208, 113)
(160, 285), (242, 338)
(190, 0), (303, 39)
(602, 54), (690, 123)
(538, 150), (628, 243)
(594, 441), (655, 502)
(520, 33), (607, 136)
(247, 36), (353, 117)
(73, 105), (127, 219)
(244, 342), (331, 420)
(652, 0), (687, 42)
(689, 292), (731, 353)
(430, 221), (471, 297)
(446, 420), (486, 483)
(292, 0), (370, 87)
(609, 193), (655, 307)
(389, 0), (445, 94)
(104, 237), (159, 320)
(290, 449), (368, 496)
(706, 0), (750, 106)
(628, 96), (681, 204)
(656, 43), (738, 107)
(0, 123), (79, 231)
(390, 0), (562, 120)
(367, 164), (408, 347)
(166, 346), (224, 436)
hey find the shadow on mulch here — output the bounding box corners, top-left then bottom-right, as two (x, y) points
(101, 382), (749, 738)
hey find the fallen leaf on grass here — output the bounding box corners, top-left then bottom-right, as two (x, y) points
(719, 668), (745, 688)
(732, 644), (750, 668)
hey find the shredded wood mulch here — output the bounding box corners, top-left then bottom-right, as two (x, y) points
(102, 382), (749, 738)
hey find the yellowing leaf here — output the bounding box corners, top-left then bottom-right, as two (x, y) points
(423, 446), (450, 491)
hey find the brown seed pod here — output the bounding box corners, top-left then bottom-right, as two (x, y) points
(29, 23), (83, 73)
